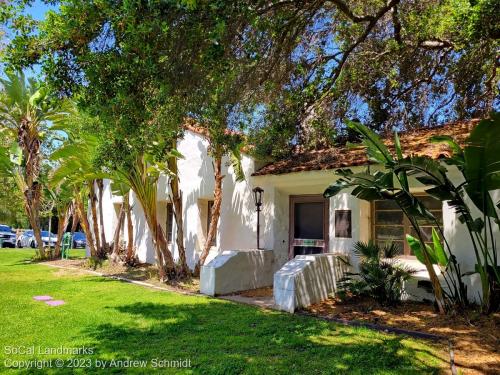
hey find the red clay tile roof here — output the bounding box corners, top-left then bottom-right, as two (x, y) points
(252, 119), (480, 176)
(183, 118), (254, 153)
(183, 118), (244, 138)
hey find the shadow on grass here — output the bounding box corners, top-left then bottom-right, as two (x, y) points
(74, 301), (444, 374)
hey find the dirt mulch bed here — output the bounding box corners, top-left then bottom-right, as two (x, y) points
(44, 258), (200, 294)
(303, 296), (499, 375)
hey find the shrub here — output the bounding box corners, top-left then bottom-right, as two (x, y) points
(341, 241), (416, 306)
(84, 256), (104, 270)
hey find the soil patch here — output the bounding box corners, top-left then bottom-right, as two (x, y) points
(304, 296), (499, 375)
(44, 259), (200, 293)
(237, 287), (273, 298)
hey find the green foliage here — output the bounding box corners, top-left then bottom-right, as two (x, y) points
(347, 121), (394, 165)
(462, 115), (500, 218)
(406, 229), (448, 268)
(342, 241), (416, 306)
(324, 121), (469, 310)
(2, 0), (277, 172)
(0, 176), (29, 228)
(84, 256), (104, 271)
(420, 114), (500, 312)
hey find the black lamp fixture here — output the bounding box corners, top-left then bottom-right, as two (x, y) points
(252, 187), (264, 249)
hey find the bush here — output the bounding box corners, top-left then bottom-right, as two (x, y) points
(341, 241), (416, 306)
(84, 256), (105, 270)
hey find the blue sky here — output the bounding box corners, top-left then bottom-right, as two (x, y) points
(26, 0), (55, 20)
(1, 0), (55, 78)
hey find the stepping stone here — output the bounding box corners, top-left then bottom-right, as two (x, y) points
(45, 300), (65, 306)
(33, 295), (53, 301)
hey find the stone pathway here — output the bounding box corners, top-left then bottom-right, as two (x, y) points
(220, 294), (276, 310)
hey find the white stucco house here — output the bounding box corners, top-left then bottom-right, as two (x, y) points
(94, 119), (499, 311)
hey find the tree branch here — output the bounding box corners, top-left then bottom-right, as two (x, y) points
(323, 0), (401, 92)
(391, 4), (402, 45)
(418, 39), (454, 50)
(330, 0), (376, 23)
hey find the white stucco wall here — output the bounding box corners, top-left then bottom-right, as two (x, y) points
(96, 129), (260, 269)
(95, 129), (499, 301)
(177, 130), (258, 268)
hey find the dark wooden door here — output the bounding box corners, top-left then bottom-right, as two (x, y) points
(289, 195), (329, 259)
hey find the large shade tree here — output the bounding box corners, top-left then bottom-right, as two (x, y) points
(244, 0), (500, 158)
(1, 0), (287, 276)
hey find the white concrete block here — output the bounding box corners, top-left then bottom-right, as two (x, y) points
(273, 253), (349, 312)
(200, 249), (274, 296)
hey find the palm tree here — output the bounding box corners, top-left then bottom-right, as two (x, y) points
(0, 71), (71, 258)
(167, 140), (190, 277)
(114, 154), (178, 280)
(195, 122), (245, 274)
(109, 179), (133, 262)
(347, 241), (416, 306)
(45, 184), (73, 258)
(50, 131), (102, 258)
(96, 179), (109, 253)
(53, 124), (178, 280)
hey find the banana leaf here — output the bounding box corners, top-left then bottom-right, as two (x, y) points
(431, 228), (448, 267)
(406, 234), (437, 265)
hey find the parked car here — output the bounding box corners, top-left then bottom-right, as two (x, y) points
(71, 232), (86, 248)
(0, 225), (17, 248)
(30, 231), (57, 248)
(16, 230), (33, 248)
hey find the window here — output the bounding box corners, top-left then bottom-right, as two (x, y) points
(372, 195), (442, 255)
(207, 200), (217, 246)
(166, 203), (174, 243)
(335, 210), (352, 238)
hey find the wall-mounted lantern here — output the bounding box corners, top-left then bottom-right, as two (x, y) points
(252, 187), (264, 249)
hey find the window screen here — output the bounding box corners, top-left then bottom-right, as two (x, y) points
(373, 195), (442, 255)
(335, 210), (352, 238)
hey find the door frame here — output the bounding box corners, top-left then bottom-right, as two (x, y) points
(288, 194), (330, 260)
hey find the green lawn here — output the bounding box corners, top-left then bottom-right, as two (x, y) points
(0, 249), (446, 374)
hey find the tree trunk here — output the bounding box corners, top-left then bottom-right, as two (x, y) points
(54, 206), (70, 258)
(410, 217), (447, 314)
(24, 187), (44, 258)
(168, 146), (189, 276)
(111, 202), (125, 260)
(149, 215), (176, 280)
(133, 194), (176, 280)
(196, 155), (223, 274)
(124, 193), (135, 262)
(18, 118), (44, 258)
(127, 156), (177, 280)
(89, 181), (102, 257)
(70, 208), (79, 236)
(97, 179), (109, 253)
(423, 252), (447, 314)
(75, 195), (97, 257)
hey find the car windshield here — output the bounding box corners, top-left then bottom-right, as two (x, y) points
(41, 231), (55, 237)
(0, 225), (11, 232)
(25, 231), (33, 236)
(73, 232), (85, 240)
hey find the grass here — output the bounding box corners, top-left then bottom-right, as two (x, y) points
(0, 249), (447, 374)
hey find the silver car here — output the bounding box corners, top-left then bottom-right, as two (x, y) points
(30, 231), (57, 248)
(0, 225), (17, 248)
(16, 230), (34, 248)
